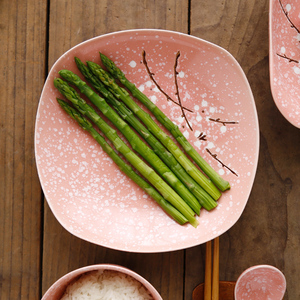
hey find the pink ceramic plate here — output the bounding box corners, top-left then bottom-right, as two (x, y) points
(270, 0), (300, 128)
(235, 265), (286, 300)
(35, 29), (259, 252)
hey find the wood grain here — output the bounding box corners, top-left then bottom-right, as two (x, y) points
(1, 0), (300, 299)
(0, 0), (47, 298)
(48, 0), (189, 68)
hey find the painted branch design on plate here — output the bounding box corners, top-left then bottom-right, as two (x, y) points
(206, 149), (238, 177)
(208, 118), (239, 126)
(141, 51), (239, 178)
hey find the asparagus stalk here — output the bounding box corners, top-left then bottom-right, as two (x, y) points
(100, 53), (230, 192)
(54, 78), (199, 227)
(57, 98), (188, 225)
(87, 60), (221, 200)
(59, 70), (201, 215)
(75, 57), (217, 211)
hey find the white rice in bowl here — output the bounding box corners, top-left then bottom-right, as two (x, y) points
(60, 269), (154, 300)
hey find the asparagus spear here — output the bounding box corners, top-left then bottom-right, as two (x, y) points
(100, 53), (230, 192)
(57, 98), (188, 225)
(59, 70), (201, 215)
(54, 78), (199, 227)
(75, 57), (217, 211)
(87, 61), (221, 200)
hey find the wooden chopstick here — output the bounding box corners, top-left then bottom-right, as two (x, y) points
(204, 237), (219, 300)
(204, 240), (212, 300)
(212, 236), (219, 300)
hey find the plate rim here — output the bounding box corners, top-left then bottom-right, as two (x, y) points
(35, 28), (260, 253)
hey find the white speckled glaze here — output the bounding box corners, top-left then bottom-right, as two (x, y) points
(41, 264), (162, 300)
(270, 0), (300, 128)
(35, 29), (259, 252)
(235, 265), (286, 300)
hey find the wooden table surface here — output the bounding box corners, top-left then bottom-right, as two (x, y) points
(1, 0), (300, 299)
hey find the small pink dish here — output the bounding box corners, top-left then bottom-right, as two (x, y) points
(41, 264), (162, 300)
(269, 0), (300, 128)
(35, 29), (259, 252)
(235, 265), (286, 300)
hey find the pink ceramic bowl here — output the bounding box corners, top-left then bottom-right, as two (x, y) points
(234, 265), (286, 300)
(42, 264), (162, 300)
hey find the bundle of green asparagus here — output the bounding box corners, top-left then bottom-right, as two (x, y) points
(53, 52), (230, 227)
(57, 98), (188, 226)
